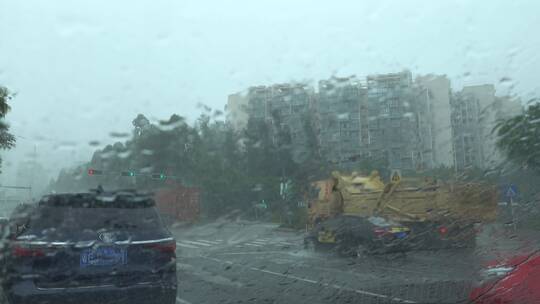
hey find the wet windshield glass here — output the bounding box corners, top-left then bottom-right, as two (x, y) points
(1, 1), (539, 304)
(26, 207), (162, 233)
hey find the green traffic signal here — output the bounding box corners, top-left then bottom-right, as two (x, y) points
(151, 173), (166, 180)
(121, 171), (135, 177)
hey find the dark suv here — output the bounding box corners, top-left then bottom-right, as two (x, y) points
(1, 191), (177, 304)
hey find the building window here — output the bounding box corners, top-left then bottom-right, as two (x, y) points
(369, 132), (376, 145)
(391, 149), (401, 167)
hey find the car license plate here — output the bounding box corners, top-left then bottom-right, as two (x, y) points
(80, 246), (127, 267)
(395, 232), (408, 239)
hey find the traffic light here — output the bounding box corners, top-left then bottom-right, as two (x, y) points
(88, 169), (104, 176)
(121, 171), (135, 177)
(151, 173), (166, 180)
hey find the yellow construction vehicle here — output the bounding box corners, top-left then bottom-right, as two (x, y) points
(305, 171), (498, 256)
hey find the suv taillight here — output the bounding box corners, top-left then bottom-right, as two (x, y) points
(144, 241), (176, 254)
(13, 245), (45, 257)
(373, 228), (388, 236)
(438, 226), (448, 235)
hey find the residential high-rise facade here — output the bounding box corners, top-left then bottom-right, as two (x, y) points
(237, 83), (315, 162)
(366, 71), (432, 170)
(450, 91), (485, 170)
(416, 75), (454, 168)
(227, 72), (523, 172)
(463, 85), (497, 169)
(267, 83), (314, 162)
(317, 76), (367, 167)
(245, 86), (271, 121)
(451, 84), (523, 170)
(226, 93), (249, 131)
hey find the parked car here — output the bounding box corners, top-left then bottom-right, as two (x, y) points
(470, 250), (540, 303)
(4, 203), (36, 238)
(0, 217), (8, 238)
(1, 204), (36, 269)
(304, 215), (414, 256)
(1, 190), (177, 304)
(0, 216), (8, 264)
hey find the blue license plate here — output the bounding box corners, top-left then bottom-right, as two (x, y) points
(80, 246), (127, 267)
(394, 232), (409, 239)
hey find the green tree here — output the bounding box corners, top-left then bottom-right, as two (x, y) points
(495, 102), (540, 170)
(0, 86), (16, 171)
(0, 86), (13, 115)
(49, 109), (327, 221)
(494, 103), (540, 229)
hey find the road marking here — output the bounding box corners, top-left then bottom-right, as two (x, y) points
(250, 266), (415, 303)
(250, 241), (268, 245)
(250, 267), (318, 283)
(196, 239), (222, 245)
(278, 242), (294, 245)
(181, 240), (213, 247)
(176, 242), (199, 249)
(245, 243), (263, 247)
(204, 256), (416, 304)
(177, 262), (195, 270)
(203, 256), (234, 265)
(255, 238), (270, 242)
(176, 297), (193, 304)
(365, 265), (431, 275)
(218, 251), (284, 255)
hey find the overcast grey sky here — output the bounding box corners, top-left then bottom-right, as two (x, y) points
(0, 0), (539, 184)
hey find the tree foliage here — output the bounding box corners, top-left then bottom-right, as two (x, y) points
(49, 109), (410, 221)
(0, 86), (12, 116)
(496, 103), (540, 170)
(0, 86), (16, 171)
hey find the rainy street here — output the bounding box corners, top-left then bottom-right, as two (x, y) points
(2, 2), (540, 303)
(0, 219), (535, 304)
(172, 220), (518, 304)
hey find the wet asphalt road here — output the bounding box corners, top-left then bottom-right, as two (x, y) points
(172, 221), (505, 304)
(0, 221), (533, 304)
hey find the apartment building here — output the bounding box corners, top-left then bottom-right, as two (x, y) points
(317, 76), (367, 166)
(451, 84), (523, 170)
(365, 71), (432, 170)
(228, 73), (523, 172)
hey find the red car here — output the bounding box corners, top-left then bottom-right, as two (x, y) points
(470, 250), (540, 303)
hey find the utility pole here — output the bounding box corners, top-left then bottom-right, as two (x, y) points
(339, 121), (343, 169)
(29, 144), (37, 200)
(510, 195), (517, 232)
(505, 185), (518, 232)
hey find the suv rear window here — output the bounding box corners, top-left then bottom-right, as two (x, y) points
(21, 206), (168, 241)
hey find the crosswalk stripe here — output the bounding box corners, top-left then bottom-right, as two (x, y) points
(181, 240), (213, 247)
(177, 297), (193, 304)
(245, 243), (263, 247)
(176, 242), (199, 249)
(251, 241), (268, 245)
(196, 239), (222, 245)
